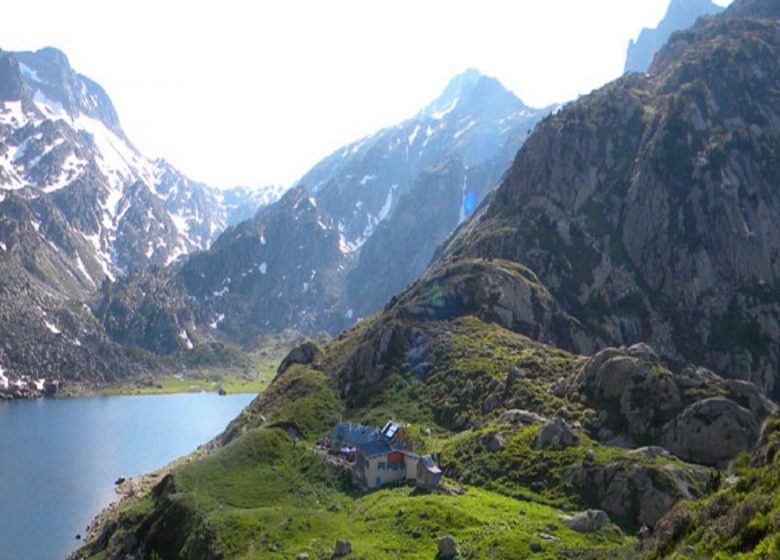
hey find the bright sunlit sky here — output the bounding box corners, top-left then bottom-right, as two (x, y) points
(1, 0), (731, 188)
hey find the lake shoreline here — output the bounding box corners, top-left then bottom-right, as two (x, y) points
(1, 392), (255, 559)
(0, 373), (268, 402)
(69, 436), (222, 560)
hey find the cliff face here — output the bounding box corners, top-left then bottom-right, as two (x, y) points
(435, 10), (780, 397)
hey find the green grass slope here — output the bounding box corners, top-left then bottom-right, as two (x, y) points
(77, 308), (744, 559)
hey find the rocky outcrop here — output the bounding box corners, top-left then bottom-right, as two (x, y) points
(276, 339), (320, 377)
(567, 462), (713, 527)
(389, 258), (596, 355)
(644, 418), (780, 557)
(575, 345), (774, 466)
(338, 321), (409, 392)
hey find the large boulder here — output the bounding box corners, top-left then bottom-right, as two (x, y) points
(535, 418), (579, 450)
(661, 397), (760, 467)
(561, 510), (611, 533)
(575, 350), (681, 435)
(567, 462), (713, 527)
(437, 535), (458, 558)
(339, 322), (409, 388)
(276, 339), (320, 377)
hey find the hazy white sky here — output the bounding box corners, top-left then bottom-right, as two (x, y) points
(0, 0), (731, 188)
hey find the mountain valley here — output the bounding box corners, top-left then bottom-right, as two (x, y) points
(67, 1), (780, 558)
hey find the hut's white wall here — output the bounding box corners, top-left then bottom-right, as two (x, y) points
(364, 455), (408, 488)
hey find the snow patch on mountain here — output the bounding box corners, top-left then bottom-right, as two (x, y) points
(430, 96), (459, 120)
(179, 329), (194, 350)
(18, 63), (43, 84)
(0, 101), (27, 127)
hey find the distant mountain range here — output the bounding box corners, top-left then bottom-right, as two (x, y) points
(95, 68), (552, 355)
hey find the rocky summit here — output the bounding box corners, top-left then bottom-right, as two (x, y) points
(75, 2), (780, 558)
(624, 0), (724, 74)
(0, 47), (282, 391)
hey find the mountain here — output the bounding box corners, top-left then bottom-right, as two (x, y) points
(94, 70), (551, 356)
(0, 47), (277, 393)
(435, 2), (780, 398)
(77, 2), (780, 558)
(625, 0), (724, 73)
(96, 187), (348, 353)
(300, 68), (547, 247)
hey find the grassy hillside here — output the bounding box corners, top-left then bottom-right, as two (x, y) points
(77, 308), (756, 559)
(85, 425), (635, 559)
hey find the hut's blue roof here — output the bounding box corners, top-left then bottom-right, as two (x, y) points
(357, 440), (392, 458)
(331, 422), (382, 446)
(332, 420), (405, 457)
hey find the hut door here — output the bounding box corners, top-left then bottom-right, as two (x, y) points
(375, 477), (381, 488)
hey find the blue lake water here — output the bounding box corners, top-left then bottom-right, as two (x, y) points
(0, 392), (255, 560)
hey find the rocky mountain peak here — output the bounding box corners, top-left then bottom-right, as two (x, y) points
(0, 51), (30, 103)
(664, 0), (723, 23)
(625, 0), (723, 73)
(419, 68), (526, 121)
(14, 47), (124, 137)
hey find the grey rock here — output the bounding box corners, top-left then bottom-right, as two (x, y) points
(626, 342), (659, 363)
(575, 351), (682, 435)
(628, 446), (672, 459)
(535, 418), (579, 450)
(334, 539), (352, 556)
(482, 393), (501, 413)
(561, 510), (611, 533)
(486, 432), (505, 453)
(536, 532), (560, 542)
(548, 377), (569, 397)
(277, 339), (320, 377)
(496, 409), (546, 425)
(662, 397), (760, 467)
(567, 460), (712, 528)
(437, 534), (458, 558)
